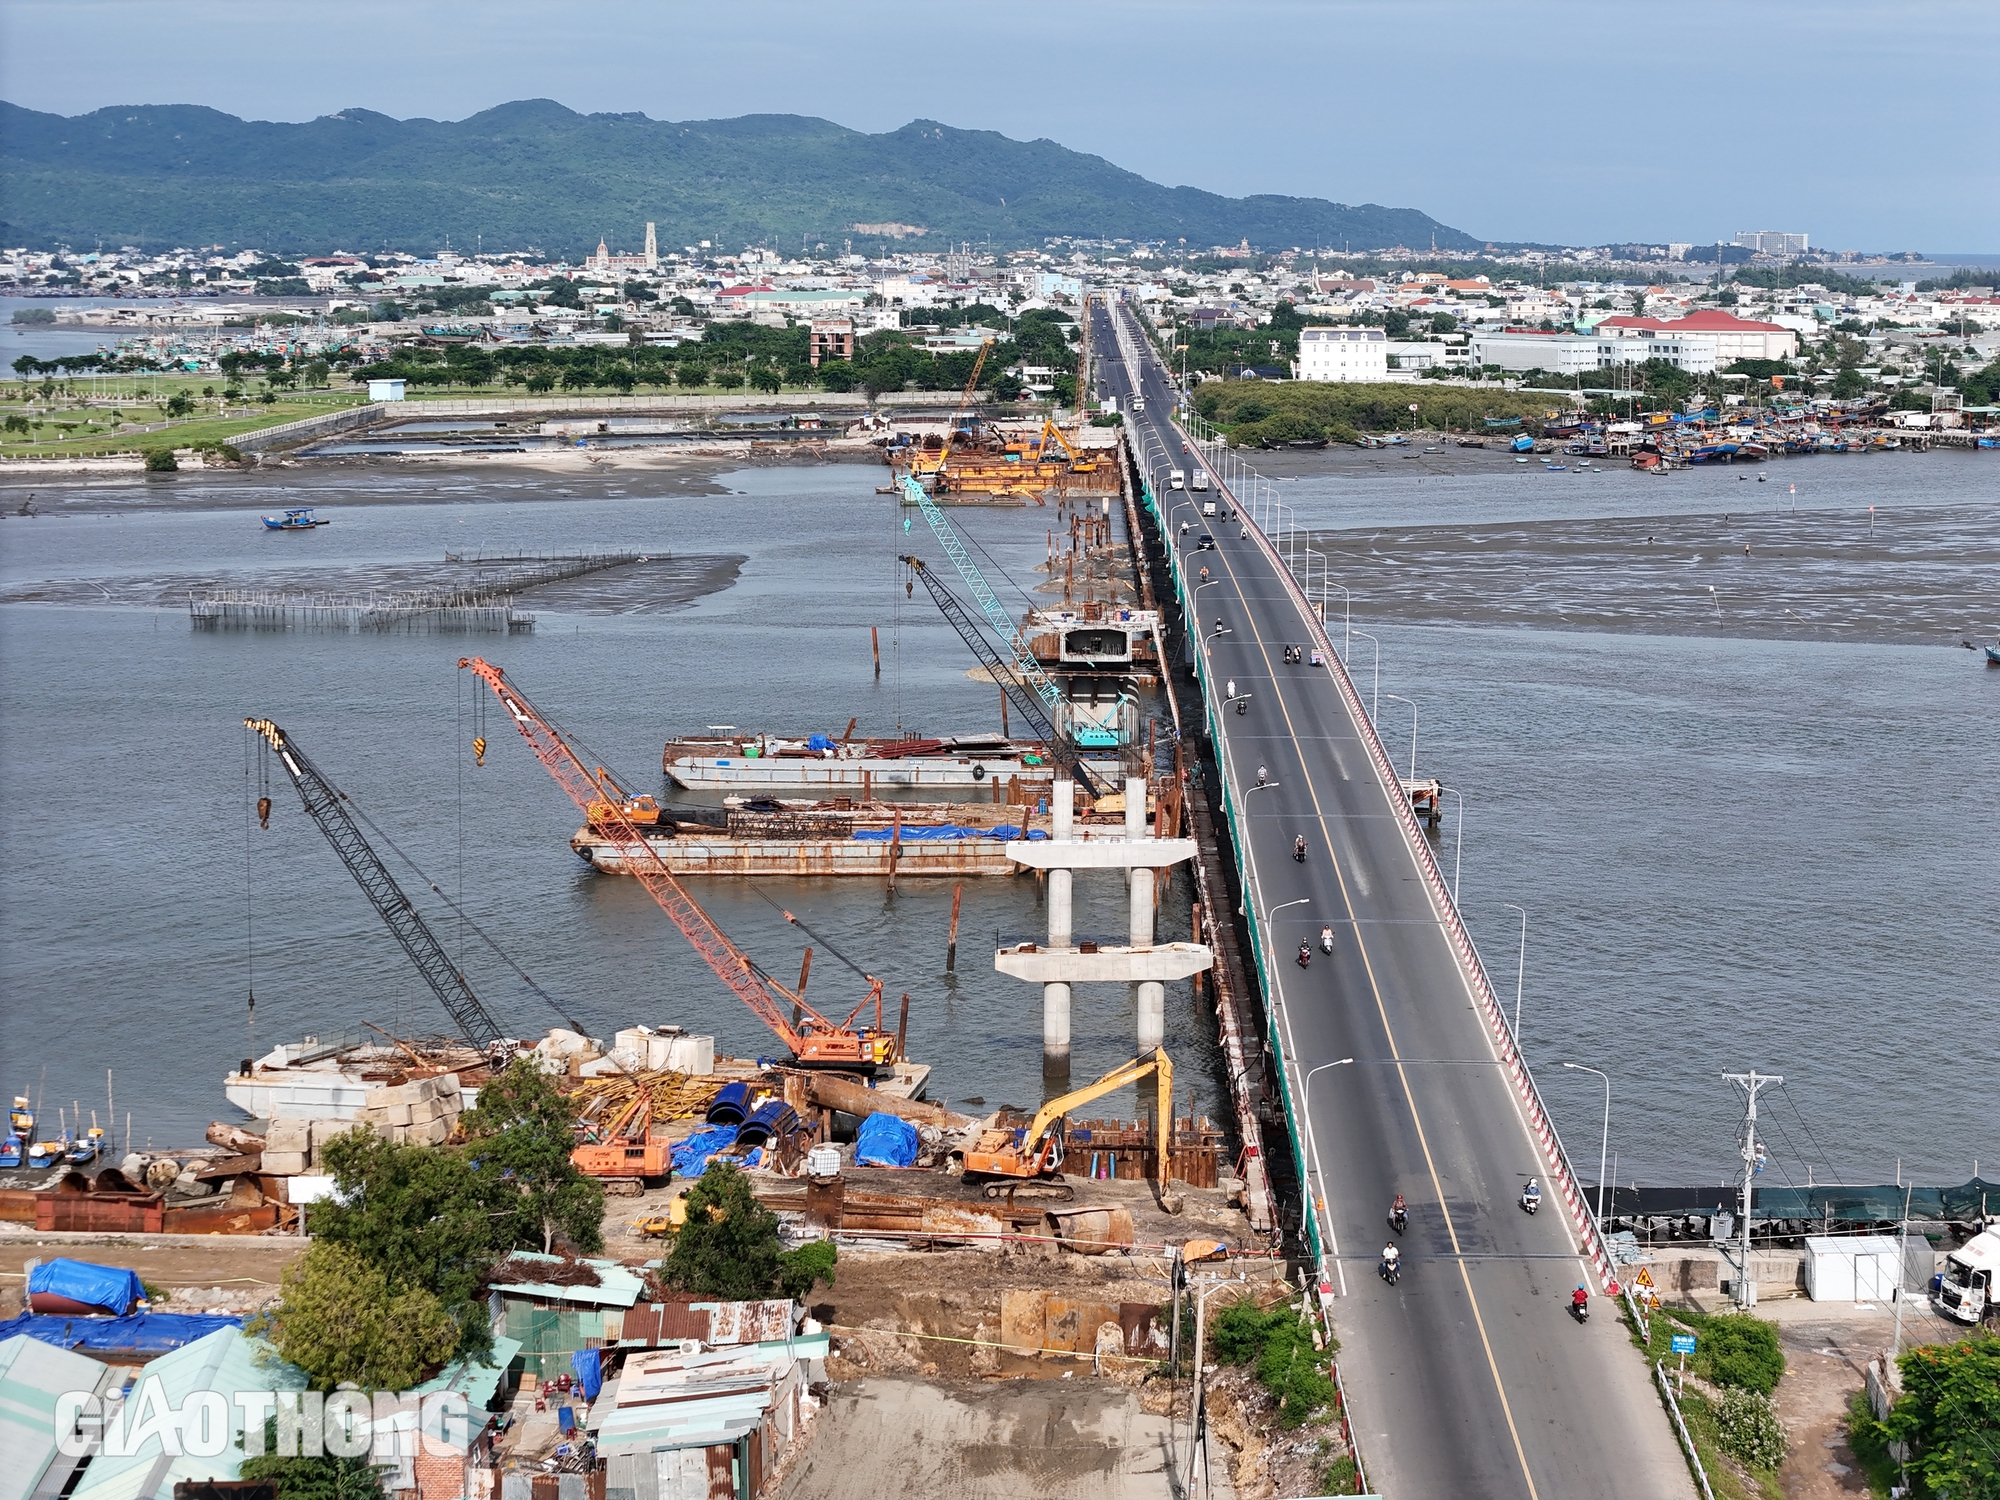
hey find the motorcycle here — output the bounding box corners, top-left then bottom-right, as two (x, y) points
(1380, 1254), (1401, 1286)
(1236, 698), (1247, 716)
(1390, 1206), (1409, 1235)
(1319, 926), (1334, 954)
(1521, 1187), (1542, 1216)
(1293, 838), (1307, 863)
(1296, 944), (1311, 969)
(1571, 1294), (1590, 1324)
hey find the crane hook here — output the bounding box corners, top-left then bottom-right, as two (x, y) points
(256, 795), (272, 830)
(473, 735), (487, 767)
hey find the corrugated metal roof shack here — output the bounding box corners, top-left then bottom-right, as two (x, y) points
(589, 1324), (828, 1500)
(486, 1254), (649, 1381)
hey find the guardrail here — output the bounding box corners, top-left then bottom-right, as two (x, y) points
(1114, 301), (1618, 1294)
(1655, 1360), (1717, 1500)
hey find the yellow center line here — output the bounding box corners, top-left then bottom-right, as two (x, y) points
(1211, 526), (1542, 1500)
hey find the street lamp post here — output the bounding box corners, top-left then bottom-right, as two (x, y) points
(1563, 1062), (1612, 1232)
(1350, 631), (1381, 722)
(1297, 1056), (1355, 1281)
(1322, 582), (1352, 663)
(1438, 785), (1464, 904)
(1384, 693), (1417, 782)
(1501, 903), (1527, 1046)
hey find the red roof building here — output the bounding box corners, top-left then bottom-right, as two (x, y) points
(1596, 310), (1797, 362)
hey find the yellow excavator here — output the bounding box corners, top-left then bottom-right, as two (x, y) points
(961, 1048), (1181, 1213)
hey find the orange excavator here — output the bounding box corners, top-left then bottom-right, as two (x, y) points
(962, 1048), (1182, 1212)
(459, 657), (900, 1070)
(571, 1084), (670, 1195)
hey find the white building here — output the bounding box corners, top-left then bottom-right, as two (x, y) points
(1596, 311), (1797, 363)
(1733, 230), (1808, 256)
(1470, 332), (1607, 375)
(1297, 326), (1387, 382)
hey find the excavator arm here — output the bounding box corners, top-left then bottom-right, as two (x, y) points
(1022, 1047), (1173, 1157)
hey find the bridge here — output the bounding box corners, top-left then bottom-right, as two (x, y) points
(1090, 296), (1695, 1498)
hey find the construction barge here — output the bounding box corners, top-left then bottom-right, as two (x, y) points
(663, 731), (1058, 792)
(573, 797), (1050, 878)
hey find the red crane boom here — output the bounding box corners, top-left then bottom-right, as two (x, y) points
(458, 657), (895, 1069)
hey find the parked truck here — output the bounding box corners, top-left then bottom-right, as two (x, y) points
(1936, 1226), (1999, 1324)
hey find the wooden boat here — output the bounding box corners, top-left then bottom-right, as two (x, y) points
(262, 507), (329, 531)
(67, 1127), (104, 1166)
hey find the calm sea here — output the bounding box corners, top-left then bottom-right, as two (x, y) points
(1, 455), (1993, 1187)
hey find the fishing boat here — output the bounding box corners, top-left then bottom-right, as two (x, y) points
(0, 1134), (22, 1169)
(262, 507), (329, 531)
(68, 1126), (104, 1166)
(1987, 645), (2000, 666)
(8, 1095), (33, 1143)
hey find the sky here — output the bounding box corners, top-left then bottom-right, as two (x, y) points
(3, 0), (1994, 253)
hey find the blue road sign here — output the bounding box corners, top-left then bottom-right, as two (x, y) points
(1671, 1334), (1698, 1355)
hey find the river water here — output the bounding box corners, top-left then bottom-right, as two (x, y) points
(0, 452), (1994, 1189)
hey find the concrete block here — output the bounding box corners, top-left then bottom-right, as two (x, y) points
(261, 1152), (308, 1176)
(411, 1077), (438, 1104)
(664, 1035), (715, 1076)
(364, 1086), (399, 1110)
(433, 1072), (461, 1098)
(411, 1117), (450, 1146)
(265, 1120), (310, 1153)
(408, 1099), (443, 1126)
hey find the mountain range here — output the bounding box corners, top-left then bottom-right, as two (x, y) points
(0, 99), (1481, 259)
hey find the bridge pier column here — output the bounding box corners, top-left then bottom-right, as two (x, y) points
(1127, 777), (1165, 1050)
(1044, 780), (1075, 1076)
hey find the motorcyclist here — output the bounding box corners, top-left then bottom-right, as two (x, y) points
(1257, 765), (1268, 785)
(1293, 835), (1307, 861)
(1381, 1242), (1400, 1279)
(1522, 1176), (1541, 1205)
(1296, 942), (1311, 967)
(1571, 1285), (1590, 1315)
(1391, 1193), (1408, 1231)
(1320, 925), (1334, 953)
(1226, 679), (1236, 700)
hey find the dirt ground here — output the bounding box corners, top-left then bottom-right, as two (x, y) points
(0, 1226), (306, 1313)
(774, 1375), (1232, 1500)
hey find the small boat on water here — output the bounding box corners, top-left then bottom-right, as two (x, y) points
(1987, 646), (2000, 666)
(68, 1126), (104, 1166)
(262, 507), (329, 531)
(0, 1134), (22, 1169)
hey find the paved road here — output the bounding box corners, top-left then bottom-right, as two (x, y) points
(1092, 301), (1693, 1500)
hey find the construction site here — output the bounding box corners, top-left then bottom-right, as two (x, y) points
(0, 302), (1336, 1500)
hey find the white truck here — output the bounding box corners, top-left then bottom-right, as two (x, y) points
(1132, 395), (1146, 414)
(1167, 468), (1186, 491)
(1190, 470), (1210, 493)
(1936, 1226), (1999, 1324)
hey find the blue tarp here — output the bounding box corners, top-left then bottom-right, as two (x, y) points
(571, 1347), (603, 1401)
(27, 1258), (145, 1315)
(851, 825), (1049, 842)
(853, 1112), (920, 1168)
(670, 1125), (739, 1179)
(0, 1312), (240, 1353)
(808, 733), (836, 752)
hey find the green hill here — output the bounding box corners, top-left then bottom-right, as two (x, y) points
(0, 99), (1480, 258)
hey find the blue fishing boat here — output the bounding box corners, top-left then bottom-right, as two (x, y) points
(0, 1134), (22, 1169)
(1987, 646), (2000, 666)
(262, 507), (329, 531)
(68, 1127), (104, 1166)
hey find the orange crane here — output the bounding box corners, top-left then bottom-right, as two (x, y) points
(458, 657), (899, 1070)
(912, 336), (994, 491)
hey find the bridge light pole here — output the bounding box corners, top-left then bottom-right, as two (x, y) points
(1297, 1056), (1355, 1281)
(1438, 785), (1464, 904)
(1385, 693), (1418, 782)
(1350, 631), (1381, 722)
(1563, 1062), (1612, 1233)
(1501, 903), (1527, 1046)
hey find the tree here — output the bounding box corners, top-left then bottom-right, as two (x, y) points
(459, 1057), (605, 1255)
(525, 371), (556, 394)
(144, 449), (178, 472)
(1430, 312), (1457, 333)
(162, 392), (196, 419)
(1857, 1334), (2000, 1500)
(750, 364), (783, 394)
(239, 1426), (386, 1500)
(253, 1242), (459, 1392)
(308, 1129), (521, 1356)
(665, 1162), (835, 1301)
(1383, 310), (1411, 338)
(817, 362), (857, 393)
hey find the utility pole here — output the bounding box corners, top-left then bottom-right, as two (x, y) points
(1722, 1070), (1781, 1309)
